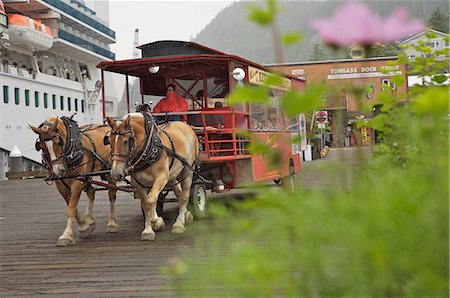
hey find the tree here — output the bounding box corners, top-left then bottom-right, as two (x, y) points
(310, 43), (328, 61)
(368, 44), (400, 58)
(427, 7), (449, 33)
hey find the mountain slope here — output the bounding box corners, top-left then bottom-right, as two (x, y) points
(193, 0), (449, 64)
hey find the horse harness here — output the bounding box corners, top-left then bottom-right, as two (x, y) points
(35, 116), (83, 169)
(110, 112), (164, 172)
(110, 112), (200, 189)
(36, 117), (110, 174)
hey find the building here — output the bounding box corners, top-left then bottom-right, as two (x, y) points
(401, 29), (449, 61)
(269, 57), (408, 147)
(348, 43), (367, 59)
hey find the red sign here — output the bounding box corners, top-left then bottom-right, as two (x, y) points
(316, 111), (328, 123)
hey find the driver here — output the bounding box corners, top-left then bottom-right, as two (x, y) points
(152, 83), (188, 122)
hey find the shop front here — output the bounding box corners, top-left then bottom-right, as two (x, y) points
(270, 57), (408, 147)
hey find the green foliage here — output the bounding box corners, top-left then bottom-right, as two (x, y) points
(412, 87), (449, 115)
(228, 84), (269, 105)
(282, 32), (302, 46)
(170, 82), (449, 297)
(247, 0), (280, 26)
(169, 1), (449, 297)
(280, 84), (326, 116)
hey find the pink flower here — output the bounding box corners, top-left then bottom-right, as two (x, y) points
(311, 1), (425, 47)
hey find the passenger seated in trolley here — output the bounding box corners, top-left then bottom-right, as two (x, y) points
(152, 83), (188, 122)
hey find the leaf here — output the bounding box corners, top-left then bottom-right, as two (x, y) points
(227, 85), (269, 105)
(425, 30), (438, 39)
(263, 74), (284, 88)
(248, 138), (282, 169)
(366, 113), (390, 131)
(282, 33), (301, 45)
(431, 74), (448, 84)
(390, 74), (405, 87)
(412, 87), (449, 116)
(280, 85), (326, 116)
(247, 4), (273, 26)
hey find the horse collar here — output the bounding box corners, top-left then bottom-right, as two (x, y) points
(60, 116), (84, 167)
(127, 113), (163, 172)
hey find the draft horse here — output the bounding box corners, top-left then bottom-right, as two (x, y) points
(29, 116), (119, 246)
(106, 112), (199, 240)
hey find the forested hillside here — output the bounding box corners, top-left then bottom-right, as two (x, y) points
(118, 0), (448, 113)
(193, 0), (449, 64)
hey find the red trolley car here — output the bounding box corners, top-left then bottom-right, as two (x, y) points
(97, 41), (305, 216)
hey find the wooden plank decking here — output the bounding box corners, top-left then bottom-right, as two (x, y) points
(0, 178), (198, 297)
(0, 147), (370, 297)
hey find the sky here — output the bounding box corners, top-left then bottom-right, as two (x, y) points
(107, 0), (237, 61)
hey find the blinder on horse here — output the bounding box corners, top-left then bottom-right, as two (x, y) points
(34, 116), (84, 168)
(103, 133), (110, 146)
(35, 120), (61, 152)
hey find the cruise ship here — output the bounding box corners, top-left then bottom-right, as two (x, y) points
(0, 0), (117, 180)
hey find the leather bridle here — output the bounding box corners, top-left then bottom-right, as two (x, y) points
(110, 129), (135, 163)
(35, 117), (85, 171)
(35, 130), (65, 169)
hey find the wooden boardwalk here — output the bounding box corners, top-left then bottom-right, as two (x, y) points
(0, 147), (370, 297)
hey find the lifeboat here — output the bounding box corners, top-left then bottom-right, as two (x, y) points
(0, 1), (7, 34)
(6, 14), (53, 51)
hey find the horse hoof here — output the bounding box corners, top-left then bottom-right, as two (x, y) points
(107, 225), (119, 233)
(185, 211), (193, 224)
(152, 217), (165, 232)
(79, 222), (96, 238)
(79, 229), (90, 239)
(141, 232), (156, 241)
(56, 237), (75, 247)
(171, 224), (185, 234)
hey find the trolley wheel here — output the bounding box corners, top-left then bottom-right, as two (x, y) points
(273, 179), (281, 185)
(188, 184), (207, 219)
(280, 174), (295, 192)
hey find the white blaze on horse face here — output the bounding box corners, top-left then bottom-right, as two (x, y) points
(45, 140), (65, 175)
(111, 136), (127, 180)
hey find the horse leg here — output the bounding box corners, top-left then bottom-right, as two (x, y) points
(79, 185), (96, 238)
(138, 176), (166, 241)
(56, 180), (84, 246)
(171, 171), (194, 233)
(106, 177), (119, 233)
(55, 181), (86, 226)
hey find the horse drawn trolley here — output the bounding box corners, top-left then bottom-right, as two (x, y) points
(97, 40), (305, 218)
